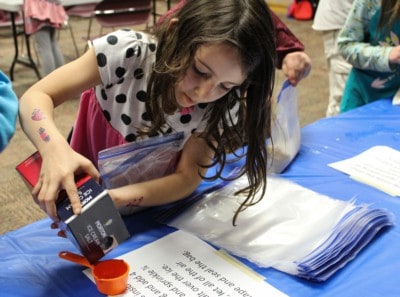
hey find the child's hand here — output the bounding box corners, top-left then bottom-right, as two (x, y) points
(389, 46), (400, 67)
(282, 51), (312, 86)
(32, 145), (99, 221)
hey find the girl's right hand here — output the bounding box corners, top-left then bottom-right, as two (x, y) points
(32, 143), (100, 222)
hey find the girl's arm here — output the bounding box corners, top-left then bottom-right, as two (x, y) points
(337, 0), (393, 72)
(19, 48), (102, 221)
(108, 133), (215, 208)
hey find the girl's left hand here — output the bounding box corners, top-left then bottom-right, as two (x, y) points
(282, 51), (312, 86)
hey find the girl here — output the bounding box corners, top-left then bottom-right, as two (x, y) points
(159, 0), (311, 87)
(23, 0), (67, 76)
(19, 0), (276, 225)
(338, 0), (400, 112)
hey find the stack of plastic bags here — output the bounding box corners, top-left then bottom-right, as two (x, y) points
(159, 175), (394, 282)
(295, 205), (392, 281)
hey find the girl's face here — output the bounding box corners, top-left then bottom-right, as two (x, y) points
(175, 42), (246, 109)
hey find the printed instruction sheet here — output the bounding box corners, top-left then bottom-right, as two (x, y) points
(85, 230), (287, 297)
(329, 145), (400, 196)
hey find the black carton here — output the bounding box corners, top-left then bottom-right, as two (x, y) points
(57, 176), (130, 263)
(16, 152), (130, 263)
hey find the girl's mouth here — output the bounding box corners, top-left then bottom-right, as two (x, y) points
(183, 93), (195, 106)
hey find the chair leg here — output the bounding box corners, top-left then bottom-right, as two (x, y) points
(83, 17), (94, 54)
(86, 17), (93, 42)
(32, 37), (40, 66)
(68, 23), (80, 58)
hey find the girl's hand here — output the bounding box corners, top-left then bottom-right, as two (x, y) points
(282, 51), (312, 86)
(389, 46), (400, 67)
(32, 143), (99, 222)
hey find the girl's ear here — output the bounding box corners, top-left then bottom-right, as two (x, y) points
(167, 18), (179, 31)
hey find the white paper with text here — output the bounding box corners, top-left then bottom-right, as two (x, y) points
(84, 230), (287, 297)
(329, 145), (400, 196)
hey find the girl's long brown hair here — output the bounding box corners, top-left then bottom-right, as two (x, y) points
(146, 0), (276, 225)
(379, 0), (400, 30)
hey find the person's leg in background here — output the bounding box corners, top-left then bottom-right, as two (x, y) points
(323, 30), (352, 117)
(48, 26), (65, 69)
(34, 26), (65, 76)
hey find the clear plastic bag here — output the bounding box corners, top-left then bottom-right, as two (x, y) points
(267, 80), (301, 173)
(98, 132), (184, 189)
(165, 175), (394, 281)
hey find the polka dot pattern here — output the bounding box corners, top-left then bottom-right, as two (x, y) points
(88, 29), (237, 148)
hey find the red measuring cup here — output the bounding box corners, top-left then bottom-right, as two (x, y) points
(59, 251), (129, 295)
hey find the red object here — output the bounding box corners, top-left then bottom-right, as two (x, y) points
(15, 151), (42, 190)
(59, 251), (130, 295)
(288, 0), (314, 21)
(15, 151), (91, 190)
(16, 151), (130, 264)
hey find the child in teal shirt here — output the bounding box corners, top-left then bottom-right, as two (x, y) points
(338, 0), (400, 112)
(0, 71), (18, 152)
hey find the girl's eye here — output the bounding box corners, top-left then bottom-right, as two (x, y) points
(220, 84), (231, 92)
(221, 85), (240, 94)
(193, 64), (208, 77)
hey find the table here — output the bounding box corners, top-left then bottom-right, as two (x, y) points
(0, 0), (102, 80)
(1, 99), (399, 297)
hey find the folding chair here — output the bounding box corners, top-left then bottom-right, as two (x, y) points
(93, 0), (153, 37)
(65, 4), (96, 57)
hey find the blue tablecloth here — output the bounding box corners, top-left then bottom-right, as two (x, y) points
(1, 99), (399, 297)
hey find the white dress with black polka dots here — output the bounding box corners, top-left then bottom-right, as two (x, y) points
(68, 29), (244, 217)
(92, 29), (209, 146)
(71, 29), (240, 169)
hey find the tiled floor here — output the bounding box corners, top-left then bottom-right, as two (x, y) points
(0, 2), (328, 234)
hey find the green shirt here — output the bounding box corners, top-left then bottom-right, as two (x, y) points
(338, 0), (400, 112)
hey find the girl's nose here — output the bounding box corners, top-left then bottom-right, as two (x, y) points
(195, 81), (214, 101)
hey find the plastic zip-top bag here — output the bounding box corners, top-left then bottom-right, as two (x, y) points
(267, 80), (301, 173)
(98, 132), (184, 189)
